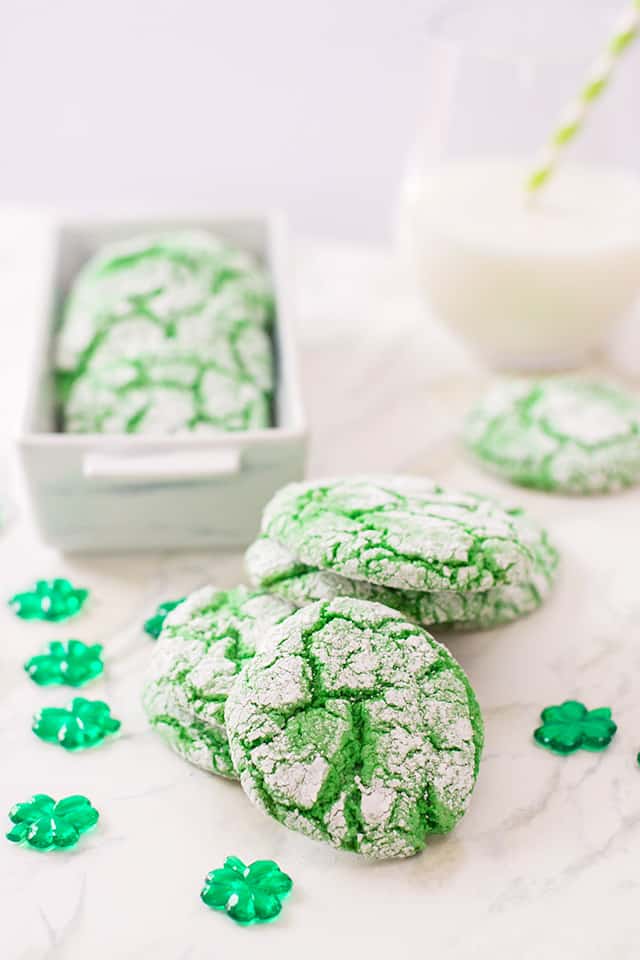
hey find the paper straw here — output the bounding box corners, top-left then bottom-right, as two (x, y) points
(527, 1), (640, 192)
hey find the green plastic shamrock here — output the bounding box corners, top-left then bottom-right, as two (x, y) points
(6, 794), (99, 851)
(534, 700), (617, 755)
(24, 640), (104, 687)
(9, 578), (88, 622)
(144, 598), (184, 639)
(32, 697), (121, 750)
(201, 856), (293, 925)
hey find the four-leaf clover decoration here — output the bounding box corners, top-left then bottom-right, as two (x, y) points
(201, 856), (293, 924)
(144, 598), (184, 639)
(32, 698), (121, 750)
(24, 640), (104, 687)
(534, 700), (617, 755)
(6, 794), (99, 850)
(9, 579), (89, 622)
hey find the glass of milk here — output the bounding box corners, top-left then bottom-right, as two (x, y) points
(398, 0), (640, 370)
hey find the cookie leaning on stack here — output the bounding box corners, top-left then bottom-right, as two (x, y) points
(245, 475), (558, 630)
(226, 597), (484, 860)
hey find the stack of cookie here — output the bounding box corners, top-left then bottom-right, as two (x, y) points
(245, 475), (558, 631)
(56, 230), (274, 434)
(143, 473), (557, 860)
(143, 588), (484, 860)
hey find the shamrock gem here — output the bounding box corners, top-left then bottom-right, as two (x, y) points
(534, 700), (617, 755)
(24, 640), (104, 687)
(201, 856), (293, 924)
(144, 598), (185, 639)
(6, 794), (99, 851)
(32, 698), (121, 750)
(9, 578), (89, 622)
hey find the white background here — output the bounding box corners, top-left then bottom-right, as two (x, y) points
(0, 0), (435, 241)
(1, 1), (638, 240)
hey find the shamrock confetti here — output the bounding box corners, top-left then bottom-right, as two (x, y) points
(9, 578), (88, 622)
(32, 697), (121, 750)
(201, 856), (293, 925)
(24, 640), (104, 687)
(6, 794), (99, 851)
(534, 700), (617, 755)
(144, 598), (184, 639)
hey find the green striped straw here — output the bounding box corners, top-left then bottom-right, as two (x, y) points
(527, 1), (640, 192)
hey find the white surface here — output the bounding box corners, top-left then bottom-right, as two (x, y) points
(3, 220), (640, 958)
(401, 159), (640, 368)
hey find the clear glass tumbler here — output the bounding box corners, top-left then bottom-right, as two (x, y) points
(397, 0), (640, 371)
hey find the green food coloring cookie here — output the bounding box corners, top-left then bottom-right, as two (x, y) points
(246, 513), (558, 630)
(465, 379), (640, 494)
(65, 351), (271, 435)
(74, 305), (274, 390)
(57, 230), (273, 374)
(261, 476), (541, 594)
(142, 586), (297, 778)
(57, 231), (274, 434)
(225, 597), (484, 860)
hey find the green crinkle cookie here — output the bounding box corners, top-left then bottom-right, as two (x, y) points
(57, 230), (273, 373)
(245, 512), (558, 630)
(142, 586), (297, 778)
(57, 230), (274, 434)
(77, 305), (273, 392)
(261, 475), (542, 594)
(225, 597), (484, 860)
(65, 351), (271, 435)
(465, 379), (640, 494)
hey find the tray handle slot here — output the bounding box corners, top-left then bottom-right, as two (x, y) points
(82, 448), (241, 482)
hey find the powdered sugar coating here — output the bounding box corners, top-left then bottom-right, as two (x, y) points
(57, 230), (272, 373)
(57, 230), (274, 434)
(81, 305), (273, 392)
(142, 585), (296, 778)
(465, 379), (640, 494)
(245, 512), (558, 629)
(261, 476), (540, 593)
(225, 597), (484, 859)
(65, 350), (271, 435)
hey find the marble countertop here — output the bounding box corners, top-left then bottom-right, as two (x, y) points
(1, 220), (640, 960)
